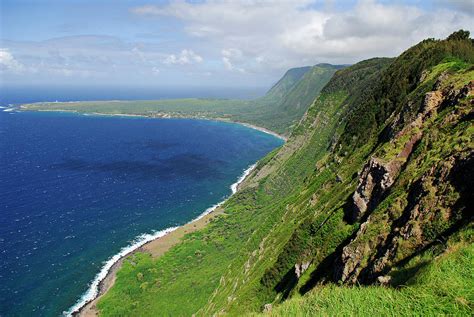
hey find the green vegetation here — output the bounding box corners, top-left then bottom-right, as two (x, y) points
(264, 66), (312, 100)
(97, 31), (473, 316)
(259, 240), (474, 316)
(21, 64), (341, 136)
(339, 35), (474, 151)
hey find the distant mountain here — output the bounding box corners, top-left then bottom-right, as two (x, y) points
(96, 31), (473, 316)
(264, 66), (312, 100)
(272, 64), (345, 130)
(245, 63), (343, 134)
(22, 63), (342, 136)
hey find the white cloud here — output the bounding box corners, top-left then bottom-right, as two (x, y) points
(131, 0), (474, 69)
(322, 2), (423, 39)
(221, 48), (245, 72)
(2, 1), (473, 87)
(132, 47), (147, 63)
(0, 36), (171, 84)
(222, 56), (245, 73)
(163, 49), (203, 65)
(222, 48), (242, 59)
(0, 48), (25, 73)
(130, 5), (165, 16)
(436, 0), (474, 15)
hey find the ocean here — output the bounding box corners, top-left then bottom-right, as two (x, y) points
(0, 89), (282, 316)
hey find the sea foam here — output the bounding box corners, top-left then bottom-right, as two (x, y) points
(64, 226), (178, 316)
(65, 163), (256, 316)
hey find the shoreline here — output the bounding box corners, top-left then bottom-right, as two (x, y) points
(17, 106), (288, 141)
(12, 105), (284, 316)
(236, 121), (287, 141)
(68, 164), (257, 317)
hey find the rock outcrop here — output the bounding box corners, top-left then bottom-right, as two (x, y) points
(348, 76), (462, 224)
(336, 80), (473, 285)
(294, 261), (310, 279)
(350, 158), (398, 222)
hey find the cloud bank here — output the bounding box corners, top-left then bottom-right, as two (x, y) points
(1, 0), (473, 87)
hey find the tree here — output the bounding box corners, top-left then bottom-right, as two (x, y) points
(447, 30), (470, 41)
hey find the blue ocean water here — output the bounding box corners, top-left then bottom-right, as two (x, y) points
(0, 110), (282, 316)
(0, 84), (267, 104)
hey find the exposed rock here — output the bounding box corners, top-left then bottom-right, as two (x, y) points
(337, 81), (474, 285)
(422, 91), (443, 116)
(349, 82), (453, 224)
(385, 74), (453, 140)
(397, 131), (422, 161)
(295, 261), (311, 278)
(363, 152), (473, 280)
(339, 150), (473, 285)
(419, 69), (429, 83)
(433, 71), (449, 90)
(377, 275), (392, 285)
(350, 158), (398, 222)
(263, 304), (273, 313)
(337, 220), (371, 283)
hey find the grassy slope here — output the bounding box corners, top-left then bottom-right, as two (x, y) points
(263, 39), (473, 314)
(98, 34), (473, 316)
(96, 59), (389, 316)
(252, 64), (344, 133)
(21, 65), (339, 136)
(200, 58), (393, 316)
(250, 38), (473, 315)
(263, 66), (312, 100)
(260, 234), (474, 316)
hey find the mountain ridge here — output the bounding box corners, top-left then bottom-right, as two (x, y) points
(21, 64), (341, 136)
(264, 66), (312, 100)
(96, 31), (473, 316)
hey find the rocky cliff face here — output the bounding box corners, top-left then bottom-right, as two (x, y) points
(251, 35), (473, 313)
(201, 34), (474, 316)
(96, 33), (473, 317)
(347, 72), (451, 223)
(337, 76), (473, 285)
(350, 157), (400, 223)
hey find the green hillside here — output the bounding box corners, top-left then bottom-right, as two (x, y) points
(260, 238), (473, 316)
(252, 63), (345, 133)
(21, 64), (340, 136)
(96, 31), (473, 316)
(263, 66), (312, 100)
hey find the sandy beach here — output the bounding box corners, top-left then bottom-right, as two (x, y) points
(237, 122), (287, 141)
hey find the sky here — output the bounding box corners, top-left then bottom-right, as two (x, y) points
(0, 0), (473, 89)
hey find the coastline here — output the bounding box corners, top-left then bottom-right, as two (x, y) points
(236, 122), (287, 141)
(69, 164), (257, 317)
(11, 105), (284, 316)
(17, 106), (288, 141)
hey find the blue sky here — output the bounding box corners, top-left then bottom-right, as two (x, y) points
(1, 0), (473, 89)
